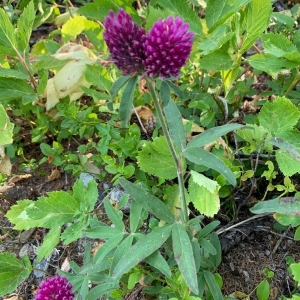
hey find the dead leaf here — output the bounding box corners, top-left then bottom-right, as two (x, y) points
(8, 174), (32, 185)
(0, 155), (12, 175)
(3, 294), (23, 300)
(46, 168), (61, 182)
(60, 257), (71, 272)
(0, 233), (8, 241)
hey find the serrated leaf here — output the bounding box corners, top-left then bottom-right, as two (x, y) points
(119, 178), (175, 223)
(146, 6), (173, 31)
(250, 197), (300, 216)
(183, 147), (236, 185)
(188, 171), (220, 217)
(0, 68), (29, 80)
(0, 104), (14, 145)
(25, 191), (81, 228)
(200, 50), (233, 70)
(165, 98), (186, 150)
(17, 1), (35, 52)
(153, 0), (202, 35)
(61, 217), (89, 244)
(0, 254), (32, 297)
(271, 137), (300, 164)
(119, 76), (138, 126)
(172, 222), (198, 294)
(137, 136), (178, 179)
(206, 0), (250, 32)
(62, 15), (86, 43)
(85, 64), (112, 92)
(36, 226), (61, 263)
(275, 150), (300, 176)
(188, 123), (244, 148)
(111, 224), (173, 281)
(0, 78), (37, 102)
(240, 0), (272, 53)
(258, 97), (300, 135)
(0, 8), (17, 56)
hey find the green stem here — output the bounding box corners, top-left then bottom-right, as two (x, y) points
(285, 68), (300, 97)
(145, 77), (189, 224)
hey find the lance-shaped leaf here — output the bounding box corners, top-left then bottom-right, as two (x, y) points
(108, 75), (131, 110)
(203, 270), (223, 300)
(0, 8), (17, 56)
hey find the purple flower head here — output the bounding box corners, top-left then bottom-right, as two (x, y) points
(35, 276), (75, 300)
(103, 8), (146, 75)
(144, 16), (194, 78)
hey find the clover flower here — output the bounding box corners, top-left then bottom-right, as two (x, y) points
(103, 8), (146, 75)
(35, 276), (75, 300)
(144, 16), (194, 78)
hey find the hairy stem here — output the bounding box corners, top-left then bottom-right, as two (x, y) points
(145, 77), (189, 223)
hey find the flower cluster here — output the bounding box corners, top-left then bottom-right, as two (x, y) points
(35, 276), (75, 300)
(103, 9), (194, 78)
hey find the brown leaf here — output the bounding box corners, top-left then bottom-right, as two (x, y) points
(46, 168), (61, 182)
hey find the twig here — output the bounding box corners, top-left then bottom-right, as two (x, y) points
(272, 225), (291, 254)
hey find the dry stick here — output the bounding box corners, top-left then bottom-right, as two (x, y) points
(272, 225), (291, 254)
(132, 105), (148, 135)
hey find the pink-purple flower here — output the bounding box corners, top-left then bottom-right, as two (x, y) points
(103, 8), (146, 76)
(103, 9), (194, 79)
(35, 276), (75, 300)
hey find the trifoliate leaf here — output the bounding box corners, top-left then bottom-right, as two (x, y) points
(0, 253), (32, 297)
(188, 171), (220, 217)
(137, 136), (178, 179)
(258, 97), (300, 135)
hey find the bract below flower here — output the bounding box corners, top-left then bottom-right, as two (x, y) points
(103, 8), (146, 75)
(35, 276), (75, 300)
(144, 16), (194, 78)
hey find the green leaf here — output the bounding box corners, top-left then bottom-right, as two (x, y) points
(258, 97), (300, 135)
(108, 75), (131, 110)
(85, 64), (112, 92)
(0, 78), (37, 102)
(200, 50), (233, 70)
(188, 123), (244, 148)
(274, 213), (300, 227)
(240, 0), (272, 53)
(0, 254), (32, 297)
(165, 98), (186, 151)
(294, 227), (300, 241)
(119, 178), (175, 223)
(256, 279), (270, 300)
(17, 1), (35, 52)
(203, 271), (223, 300)
(84, 223), (123, 239)
(130, 200), (143, 233)
(160, 80), (171, 106)
(188, 171), (220, 217)
(199, 25), (234, 55)
(128, 271), (143, 289)
(62, 15), (86, 43)
(208, 232), (222, 267)
(198, 221), (220, 239)
(271, 137), (300, 164)
(61, 217), (89, 244)
(111, 224), (173, 281)
(146, 6), (174, 31)
(0, 104), (14, 145)
(198, 238), (216, 255)
(36, 226), (61, 263)
(153, 0), (202, 35)
(206, 0), (251, 31)
(86, 283), (118, 300)
(172, 222), (198, 294)
(119, 76), (138, 126)
(104, 198), (125, 232)
(144, 250), (171, 278)
(275, 150), (300, 176)
(137, 136), (178, 179)
(0, 68), (29, 80)
(250, 197), (300, 216)
(0, 8), (17, 56)
(183, 148), (236, 185)
(290, 263), (300, 285)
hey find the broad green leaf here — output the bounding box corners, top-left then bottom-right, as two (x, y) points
(62, 15), (86, 43)
(199, 25), (234, 55)
(17, 1), (35, 52)
(0, 78), (37, 102)
(256, 280), (270, 300)
(85, 64), (112, 92)
(36, 226), (61, 263)
(206, 0), (250, 31)
(61, 217), (89, 244)
(240, 0), (272, 53)
(0, 68), (29, 80)
(294, 227), (300, 241)
(137, 136), (178, 179)
(0, 8), (17, 56)
(25, 191), (81, 228)
(183, 147), (236, 185)
(153, 0), (202, 35)
(203, 271), (223, 300)
(188, 171), (220, 217)
(0, 104), (14, 145)
(119, 178), (175, 223)
(93, 233), (124, 263)
(258, 97), (300, 135)
(199, 238), (216, 255)
(271, 137), (300, 164)
(188, 123), (244, 148)
(104, 198), (125, 232)
(111, 224), (173, 281)
(275, 150), (300, 176)
(290, 263), (300, 285)
(248, 54), (299, 77)
(0, 254), (32, 297)
(119, 76), (138, 126)
(144, 250), (171, 278)
(172, 222), (198, 294)
(165, 98), (186, 150)
(200, 50), (233, 70)
(250, 197), (300, 216)
(274, 213), (300, 227)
